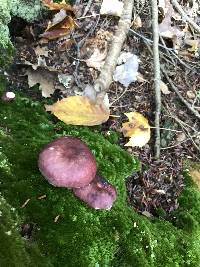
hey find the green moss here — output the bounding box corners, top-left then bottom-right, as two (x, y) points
(0, 194), (30, 266)
(0, 194), (52, 267)
(11, 0), (44, 22)
(0, 0), (44, 68)
(0, 79), (200, 266)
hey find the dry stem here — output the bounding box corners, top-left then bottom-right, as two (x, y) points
(93, 0), (134, 101)
(151, 0), (161, 159)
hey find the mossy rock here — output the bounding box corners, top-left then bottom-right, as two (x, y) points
(0, 78), (200, 266)
(0, 0), (44, 68)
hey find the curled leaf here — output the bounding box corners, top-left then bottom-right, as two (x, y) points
(122, 112), (150, 147)
(40, 15), (75, 40)
(45, 96), (110, 126)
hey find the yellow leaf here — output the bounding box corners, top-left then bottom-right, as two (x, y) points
(122, 112), (150, 147)
(45, 96), (110, 126)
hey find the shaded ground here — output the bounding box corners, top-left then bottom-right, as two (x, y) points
(4, 0), (200, 217)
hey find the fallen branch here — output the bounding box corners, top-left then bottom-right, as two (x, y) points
(92, 0), (134, 101)
(162, 69), (200, 120)
(151, 0), (161, 159)
(171, 0), (200, 33)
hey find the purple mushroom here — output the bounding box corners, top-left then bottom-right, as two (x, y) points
(73, 175), (117, 210)
(38, 136), (117, 209)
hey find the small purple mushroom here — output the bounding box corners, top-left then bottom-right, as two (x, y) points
(38, 136), (117, 209)
(73, 175), (117, 210)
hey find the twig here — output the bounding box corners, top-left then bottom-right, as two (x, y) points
(151, 0), (161, 159)
(21, 198), (31, 208)
(150, 126), (182, 133)
(160, 135), (199, 150)
(162, 69), (200, 120)
(163, 103), (200, 152)
(129, 29), (194, 70)
(110, 86), (129, 106)
(82, 0), (93, 17)
(76, 14), (99, 20)
(171, 0), (200, 33)
(159, 36), (176, 66)
(93, 0), (134, 101)
(129, 29), (174, 51)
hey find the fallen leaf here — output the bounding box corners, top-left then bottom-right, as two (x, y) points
(34, 45), (49, 57)
(26, 69), (56, 97)
(132, 16), (142, 29)
(45, 96), (110, 126)
(85, 48), (107, 70)
(185, 39), (200, 52)
(81, 30), (111, 69)
(40, 16), (75, 40)
(122, 112), (150, 147)
(42, 0), (74, 13)
(100, 0), (124, 17)
(160, 81), (171, 94)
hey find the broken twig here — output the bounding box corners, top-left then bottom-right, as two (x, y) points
(93, 0), (134, 101)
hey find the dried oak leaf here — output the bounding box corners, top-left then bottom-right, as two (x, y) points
(85, 48), (107, 70)
(40, 15), (75, 40)
(122, 112), (150, 147)
(45, 96), (110, 126)
(26, 69), (56, 98)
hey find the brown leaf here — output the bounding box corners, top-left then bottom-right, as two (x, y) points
(45, 96), (110, 126)
(85, 48), (107, 70)
(42, 0), (74, 13)
(40, 16), (75, 40)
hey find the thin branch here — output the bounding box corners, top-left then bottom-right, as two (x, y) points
(151, 0), (161, 159)
(129, 29), (194, 70)
(171, 0), (200, 33)
(93, 0), (134, 101)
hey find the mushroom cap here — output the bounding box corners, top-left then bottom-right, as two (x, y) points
(73, 175), (117, 209)
(38, 136), (97, 188)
